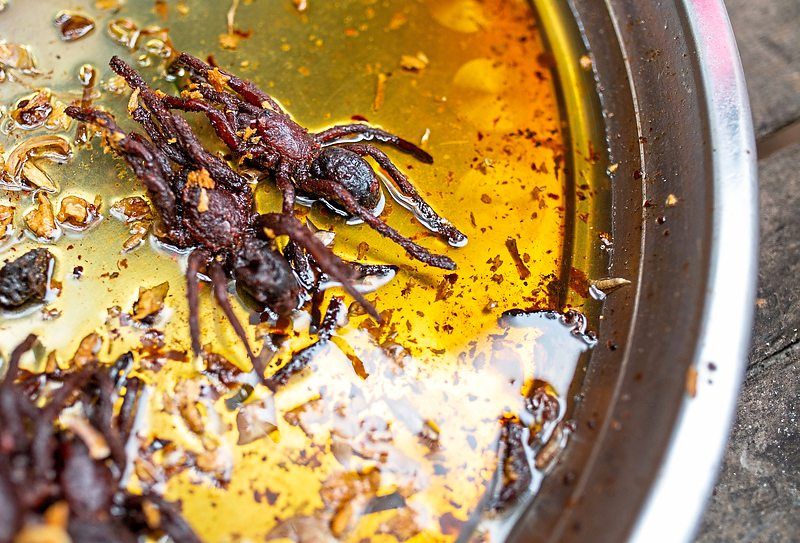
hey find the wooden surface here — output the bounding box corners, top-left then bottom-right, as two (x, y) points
(696, 1), (800, 541)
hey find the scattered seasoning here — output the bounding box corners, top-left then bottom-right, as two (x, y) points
(373, 72), (387, 111)
(505, 238), (530, 280)
(400, 52), (429, 72)
(54, 11), (96, 42)
(24, 193), (60, 241)
(132, 282), (170, 322)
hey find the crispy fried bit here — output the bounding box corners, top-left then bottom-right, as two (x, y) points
(11, 90), (53, 129)
(111, 196), (152, 222)
(486, 417), (532, 512)
(62, 414), (111, 459)
(0, 42), (37, 74)
(127, 87), (141, 113)
(400, 52), (429, 72)
(186, 168), (215, 189)
(207, 68), (231, 92)
(122, 220), (151, 252)
(236, 393), (278, 445)
(293, 0), (308, 11)
(132, 281), (169, 322)
(373, 72), (387, 111)
(54, 11), (96, 42)
(3, 135), (72, 192)
(72, 332), (102, 367)
(0, 203), (15, 238)
(56, 195), (100, 229)
(25, 193), (60, 241)
(0, 248), (54, 309)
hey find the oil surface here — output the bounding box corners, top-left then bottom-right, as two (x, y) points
(0, 1), (595, 541)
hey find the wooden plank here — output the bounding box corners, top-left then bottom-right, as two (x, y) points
(697, 143), (800, 541)
(726, 0), (800, 137)
(696, 344), (800, 543)
(748, 142), (800, 366)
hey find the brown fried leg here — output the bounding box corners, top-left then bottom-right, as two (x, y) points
(339, 142), (467, 247)
(186, 250), (208, 358)
(298, 178), (457, 270)
(208, 262), (259, 370)
(315, 124), (433, 164)
(256, 214), (381, 319)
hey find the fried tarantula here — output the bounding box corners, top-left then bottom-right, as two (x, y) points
(161, 53), (467, 264)
(66, 54), (463, 372)
(0, 336), (201, 542)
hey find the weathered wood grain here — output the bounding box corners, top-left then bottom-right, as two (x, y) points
(725, 0), (800, 137)
(697, 141), (800, 541)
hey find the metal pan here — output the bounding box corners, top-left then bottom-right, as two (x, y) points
(510, 1), (757, 541)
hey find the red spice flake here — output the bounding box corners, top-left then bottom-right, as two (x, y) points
(434, 273), (458, 301)
(480, 193), (492, 204)
(505, 238), (531, 280)
(569, 267), (589, 298)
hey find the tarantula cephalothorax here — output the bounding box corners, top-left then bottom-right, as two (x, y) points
(65, 102), (376, 372)
(111, 54), (467, 269)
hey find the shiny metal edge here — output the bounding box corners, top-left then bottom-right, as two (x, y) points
(630, 1), (759, 542)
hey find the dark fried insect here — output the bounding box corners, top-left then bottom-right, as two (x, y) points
(66, 80), (377, 375)
(0, 248), (54, 309)
(0, 336), (201, 543)
(162, 53), (466, 268)
(486, 417), (533, 513)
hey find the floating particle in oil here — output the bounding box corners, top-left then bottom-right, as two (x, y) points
(505, 238), (531, 280)
(54, 11), (96, 42)
(666, 193), (679, 207)
(656, 215), (667, 225)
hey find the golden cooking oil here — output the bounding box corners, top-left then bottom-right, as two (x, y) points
(0, 0), (610, 541)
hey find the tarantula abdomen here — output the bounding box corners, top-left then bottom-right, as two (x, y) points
(230, 238), (301, 316)
(309, 146), (382, 212)
(180, 181), (252, 252)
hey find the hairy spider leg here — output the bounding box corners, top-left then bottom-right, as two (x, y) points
(263, 297), (344, 391)
(255, 214), (381, 319)
(338, 143), (467, 247)
(65, 107), (183, 237)
(177, 53), (285, 113)
(186, 250), (207, 358)
(169, 114), (251, 193)
(297, 178), (457, 270)
(208, 261), (260, 372)
(315, 123), (433, 164)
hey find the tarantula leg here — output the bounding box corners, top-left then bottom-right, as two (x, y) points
(3, 334), (37, 384)
(170, 115), (250, 193)
(130, 106), (190, 169)
(176, 53), (285, 113)
(110, 57), (184, 141)
(208, 261), (260, 371)
(0, 335), (37, 451)
(255, 214), (381, 320)
(65, 108), (181, 233)
(315, 124), (433, 164)
(276, 170), (297, 215)
(264, 297), (344, 391)
(338, 143), (467, 247)
(163, 96), (243, 153)
(299, 178), (457, 270)
(186, 250), (208, 358)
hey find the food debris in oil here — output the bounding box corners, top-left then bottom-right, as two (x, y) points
(0, 0), (603, 541)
